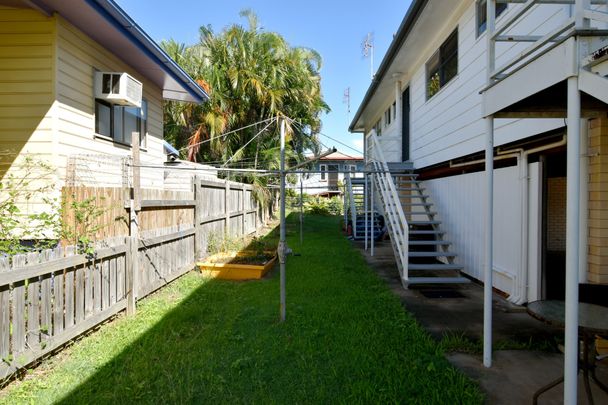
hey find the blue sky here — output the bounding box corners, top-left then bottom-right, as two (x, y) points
(116, 0), (411, 155)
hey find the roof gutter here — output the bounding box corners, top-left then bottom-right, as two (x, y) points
(348, 0), (428, 133)
(86, 0), (209, 103)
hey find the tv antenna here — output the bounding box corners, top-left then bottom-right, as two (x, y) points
(361, 32), (374, 80)
(343, 87), (351, 124)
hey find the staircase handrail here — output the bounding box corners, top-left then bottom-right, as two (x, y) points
(369, 134), (409, 283)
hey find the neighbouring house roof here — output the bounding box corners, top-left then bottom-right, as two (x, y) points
(19, 0), (209, 103)
(314, 151), (363, 161)
(348, 0), (427, 132)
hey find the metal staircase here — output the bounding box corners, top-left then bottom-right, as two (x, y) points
(366, 134), (469, 286)
(393, 172), (469, 285)
(344, 174), (383, 240)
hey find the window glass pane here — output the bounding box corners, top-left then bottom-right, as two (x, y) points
(427, 51), (441, 98)
(95, 101), (111, 137)
(124, 106), (140, 145)
(478, 1), (507, 35)
(427, 29), (457, 99)
(113, 105), (124, 143)
(442, 53), (458, 85)
(320, 165), (326, 180)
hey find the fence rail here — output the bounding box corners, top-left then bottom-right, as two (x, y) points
(0, 176), (274, 381)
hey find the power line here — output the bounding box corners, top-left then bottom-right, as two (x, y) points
(222, 119), (275, 167)
(177, 117), (274, 152)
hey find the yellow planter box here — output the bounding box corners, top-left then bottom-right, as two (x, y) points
(196, 252), (277, 280)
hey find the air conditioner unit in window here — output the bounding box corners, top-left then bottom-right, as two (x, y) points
(94, 72), (142, 108)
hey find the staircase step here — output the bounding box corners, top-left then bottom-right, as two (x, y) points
(399, 194), (430, 199)
(409, 230), (445, 235)
(407, 277), (470, 285)
(408, 263), (463, 271)
(409, 220), (441, 226)
(403, 211), (437, 216)
(396, 187), (425, 191)
(408, 251), (456, 257)
(409, 240), (451, 246)
(401, 202), (433, 207)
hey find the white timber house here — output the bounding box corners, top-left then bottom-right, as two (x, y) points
(349, 0), (608, 396)
(0, 0), (209, 217)
(297, 151), (364, 197)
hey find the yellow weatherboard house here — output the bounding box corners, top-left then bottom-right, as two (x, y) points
(0, 0), (208, 236)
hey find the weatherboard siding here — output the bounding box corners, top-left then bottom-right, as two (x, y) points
(0, 7), (56, 167)
(367, 2), (580, 168)
(55, 16), (165, 187)
(408, 3), (568, 168)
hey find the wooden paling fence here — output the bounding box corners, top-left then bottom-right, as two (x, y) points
(0, 176), (274, 381)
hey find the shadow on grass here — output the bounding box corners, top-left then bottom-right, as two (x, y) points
(47, 214), (483, 404)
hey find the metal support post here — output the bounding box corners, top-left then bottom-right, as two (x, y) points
(484, 115), (494, 368)
(564, 75), (581, 405)
(483, 0), (496, 369)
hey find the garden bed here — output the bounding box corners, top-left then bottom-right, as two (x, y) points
(196, 250), (277, 280)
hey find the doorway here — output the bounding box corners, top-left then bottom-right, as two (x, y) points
(541, 150), (567, 300)
(402, 87), (410, 162)
(327, 164), (339, 191)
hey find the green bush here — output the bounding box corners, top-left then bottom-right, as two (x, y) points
(303, 196), (343, 216)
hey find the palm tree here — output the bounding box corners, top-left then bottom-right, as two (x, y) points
(161, 10), (329, 170)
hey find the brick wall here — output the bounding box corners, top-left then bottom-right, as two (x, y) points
(547, 177), (567, 251)
(588, 117), (608, 284)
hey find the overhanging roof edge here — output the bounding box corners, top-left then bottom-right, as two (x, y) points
(86, 0), (209, 103)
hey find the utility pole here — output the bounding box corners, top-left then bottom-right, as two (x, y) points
(279, 118), (287, 322)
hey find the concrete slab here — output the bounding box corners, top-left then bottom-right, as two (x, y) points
(355, 239), (608, 404)
(449, 351), (608, 404)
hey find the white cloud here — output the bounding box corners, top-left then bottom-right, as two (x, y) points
(353, 139), (364, 151)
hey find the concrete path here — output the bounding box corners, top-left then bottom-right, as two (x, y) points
(356, 239), (608, 404)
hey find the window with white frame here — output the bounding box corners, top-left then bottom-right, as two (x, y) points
(477, 0), (507, 36)
(373, 119), (382, 136)
(320, 164), (327, 181)
(384, 106), (392, 128)
(95, 99), (148, 147)
(426, 29), (458, 99)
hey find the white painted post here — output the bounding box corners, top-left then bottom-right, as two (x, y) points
(484, 116), (494, 369)
(483, 0), (496, 369)
(564, 75), (581, 405)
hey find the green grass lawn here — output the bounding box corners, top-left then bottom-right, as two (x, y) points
(0, 214), (483, 404)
